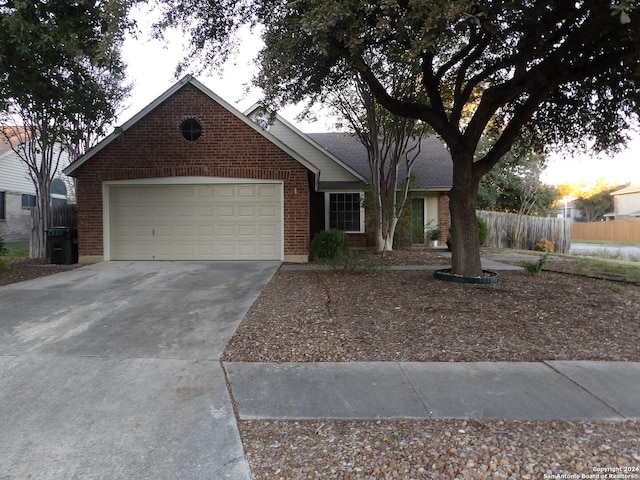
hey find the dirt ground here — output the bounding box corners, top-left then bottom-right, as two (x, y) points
(222, 249), (640, 363)
(0, 258), (80, 287)
(222, 249), (640, 480)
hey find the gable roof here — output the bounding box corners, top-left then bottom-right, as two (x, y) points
(63, 75), (320, 180)
(611, 183), (640, 196)
(244, 103), (365, 188)
(307, 132), (453, 190)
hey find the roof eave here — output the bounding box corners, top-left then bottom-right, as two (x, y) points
(244, 104), (366, 182)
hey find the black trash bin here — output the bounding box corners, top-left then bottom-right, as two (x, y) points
(47, 227), (78, 264)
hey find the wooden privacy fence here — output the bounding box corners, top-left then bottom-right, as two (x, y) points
(48, 204), (78, 228)
(572, 221), (640, 243)
(477, 210), (572, 254)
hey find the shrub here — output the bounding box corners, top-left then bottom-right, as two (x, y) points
(0, 258), (9, 272)
(521, 253), (550, 275)
(534, 237), (555, 253)
(311, 229), (348, 260)
(477, 218), (488, 246)
(0, 233), (7, 256)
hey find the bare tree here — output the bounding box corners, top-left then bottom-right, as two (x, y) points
(330, 78), (429, 251)
(0, 124), (69, 257)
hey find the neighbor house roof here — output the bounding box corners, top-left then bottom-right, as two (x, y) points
(307, 132), (453, 190)
(611, 183), (640, 196)
(0, 126), (29, 156)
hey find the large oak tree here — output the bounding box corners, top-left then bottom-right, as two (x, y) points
(158, 0), (640, 276)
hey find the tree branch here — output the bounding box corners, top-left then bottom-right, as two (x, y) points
(357, 66), (459, 146)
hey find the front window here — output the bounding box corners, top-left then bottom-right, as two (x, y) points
(0, 192), (5, 220)
(327, 192), (363, 232)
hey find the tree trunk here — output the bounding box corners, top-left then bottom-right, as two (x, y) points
(448, 152), (483, 277)
(30, 181), (50, 259)
(375, 209), (399, 252)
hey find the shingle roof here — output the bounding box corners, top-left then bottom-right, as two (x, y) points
(307, 132), (452, 190)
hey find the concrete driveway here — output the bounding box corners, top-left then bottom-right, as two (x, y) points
(0, 261), (279, 479)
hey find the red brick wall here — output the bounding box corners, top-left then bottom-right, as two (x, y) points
(346, 233), (369, 248)
(438, 192), (451, 243)
(73, 83), (310, 259)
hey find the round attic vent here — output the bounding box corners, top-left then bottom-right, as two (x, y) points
(180, 118), (202, 142)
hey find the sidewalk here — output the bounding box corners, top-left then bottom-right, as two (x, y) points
(224, 361), (640, 421)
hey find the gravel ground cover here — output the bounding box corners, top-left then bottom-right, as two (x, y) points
(222, 252), (640, 362)
(225, 249), (640, 479)
(241, 420), (639, 480)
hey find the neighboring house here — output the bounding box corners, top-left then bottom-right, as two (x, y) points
(0, 128), (73, 242)
(64, 76), (452, 263)
(611, 184), (640, 220)
(553, 199), (584, 221)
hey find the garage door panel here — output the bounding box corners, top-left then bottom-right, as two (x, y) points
(259, 185), (277, 196)
(216, 185), (235, 198)
(238, 225), (256, 236)
(238, 205), (256, 217)
(109, 183), (282, 260)
(217, 224), (235, 237)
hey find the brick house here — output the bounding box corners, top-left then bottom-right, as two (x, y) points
(64, 76), (451, 263)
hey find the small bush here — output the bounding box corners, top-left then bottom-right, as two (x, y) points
(507, 227), (527, 249)
(0, 258), (9, 272)
(534, 237), (555, 253)
(311, 229), (348, 260)
(477, 218), (488, 246)
(521, 253), (550, 275)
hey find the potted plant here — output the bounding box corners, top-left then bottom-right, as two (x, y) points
(426, 226), (442, 247)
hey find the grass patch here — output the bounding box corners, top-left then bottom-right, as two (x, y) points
(325, 249), (388, 273)
(2, 242), (30, 258)
(600, 281), (624, 293)
(572, 256), (640, 284)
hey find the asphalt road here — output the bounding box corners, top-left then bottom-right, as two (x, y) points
(570, 242), (640, 260)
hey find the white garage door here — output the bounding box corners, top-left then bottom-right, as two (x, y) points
(109, 183), (282, 260)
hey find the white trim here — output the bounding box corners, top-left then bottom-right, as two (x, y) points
(102, 176), (283, 186)
(102, 176), (285, 261)
(324, 191), (365, 234)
